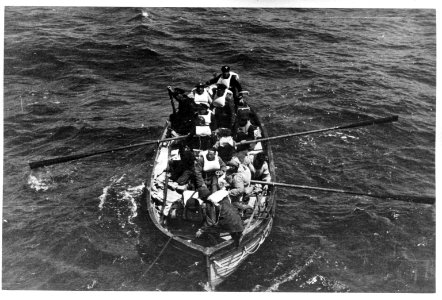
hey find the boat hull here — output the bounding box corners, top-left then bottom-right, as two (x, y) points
(145, 104), (276, 290)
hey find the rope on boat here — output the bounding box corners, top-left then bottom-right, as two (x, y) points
(139, 235), (174, 279)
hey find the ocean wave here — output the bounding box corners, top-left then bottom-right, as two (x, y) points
(3, 7), (435, 292)
(84, 99), (131, 107)
(27, 103), (64, 116)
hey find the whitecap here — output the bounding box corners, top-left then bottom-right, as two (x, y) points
(27, 174), (50, 191)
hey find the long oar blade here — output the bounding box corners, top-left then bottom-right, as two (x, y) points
(28, 135), (188, 169)
(251, 180), (435, 205)
(238, 115), (398, 145)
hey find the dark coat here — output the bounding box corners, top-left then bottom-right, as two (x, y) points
(206, 73), (243, 95)
(201, 197), (244, 234)
(194, 155), (227, 189)
(213, 97), (236, 129)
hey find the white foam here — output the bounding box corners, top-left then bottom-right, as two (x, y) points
(27, 174), (50, 191)
(98, 186), (110, 210)
(120, 183), (145, 225)
(265, 250), (319, 292)
(98, 174), (126, 210)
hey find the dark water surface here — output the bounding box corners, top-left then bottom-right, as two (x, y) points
(2, 7), (435, 292)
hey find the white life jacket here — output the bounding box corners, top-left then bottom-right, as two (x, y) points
(219, 136), (234, 147)
(212, 89), (233, 108)
(193, 89), (211, 107)
(195, 126), (212, 136)
(195, 112), (212, 136)
(208, 189), (229, 206)
(201, 151), (221, 172)
(216, 72), (239, 88)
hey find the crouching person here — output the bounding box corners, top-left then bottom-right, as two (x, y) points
(169, 144), (196, 187)
(244, 152), (271, 193)
(225, 158), (254, 215)
(195, 189), (244, 248)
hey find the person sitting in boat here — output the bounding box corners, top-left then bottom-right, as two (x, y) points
(244, 152), (271, 192)
(213, 128), (237, 166)
(211, 84), (236, 130)
(232, 108), (260, 151)
(194, 148), (227, 194)
(225, 158), (254, 209)
(206, 65), (243, 106)
(196, 189), (244, 248)
(169, 144), (196, 187)
(188, 82), (212, 108)
(167, 86), (195, 134)
(182, 190), (204, 223)
(185, 105), (217, 151)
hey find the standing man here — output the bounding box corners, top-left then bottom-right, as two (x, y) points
(196, 189), (244, 248)
(188, 82), (212, 108)
(167, 86), (195, 134)
(206, 65), (243, 106)
(211, 84), (236, 130)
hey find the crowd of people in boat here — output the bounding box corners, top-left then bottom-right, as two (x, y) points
(163, 66), (272, 247)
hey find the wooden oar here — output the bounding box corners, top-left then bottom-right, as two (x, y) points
(251, 180), (435, 205)
(28, 135), (188, 169)
(237, 115), (399, 145)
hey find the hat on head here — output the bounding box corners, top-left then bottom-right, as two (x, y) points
(217, 128), (232, 137)
(217, 83), (227, 90)
(185, 198), (201, 212)
(227, 156), (241, 168)
(221, 65), (230, 72)
(196, 103), (208, 110)
(237, 109), (250, 120)
(195, 82), (205, 88)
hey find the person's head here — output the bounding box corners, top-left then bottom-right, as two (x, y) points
(206, 148), (217, 161)
(226, 157), (240, 174)
(217, 128), (232, 137)
(196, 115), (205, 126)
(221, 65), (230, 78)
(254, 152), (268, 169)
(197, 104), (208, 115)
(237, 110), (250, 126)
(195, 82), (205, 95)
(216, 83), (227, 95)
(179, 143), (191, 154)
(225, 165), (237, 184)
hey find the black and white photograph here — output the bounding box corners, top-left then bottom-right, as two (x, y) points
(1, 0), (437, 294)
